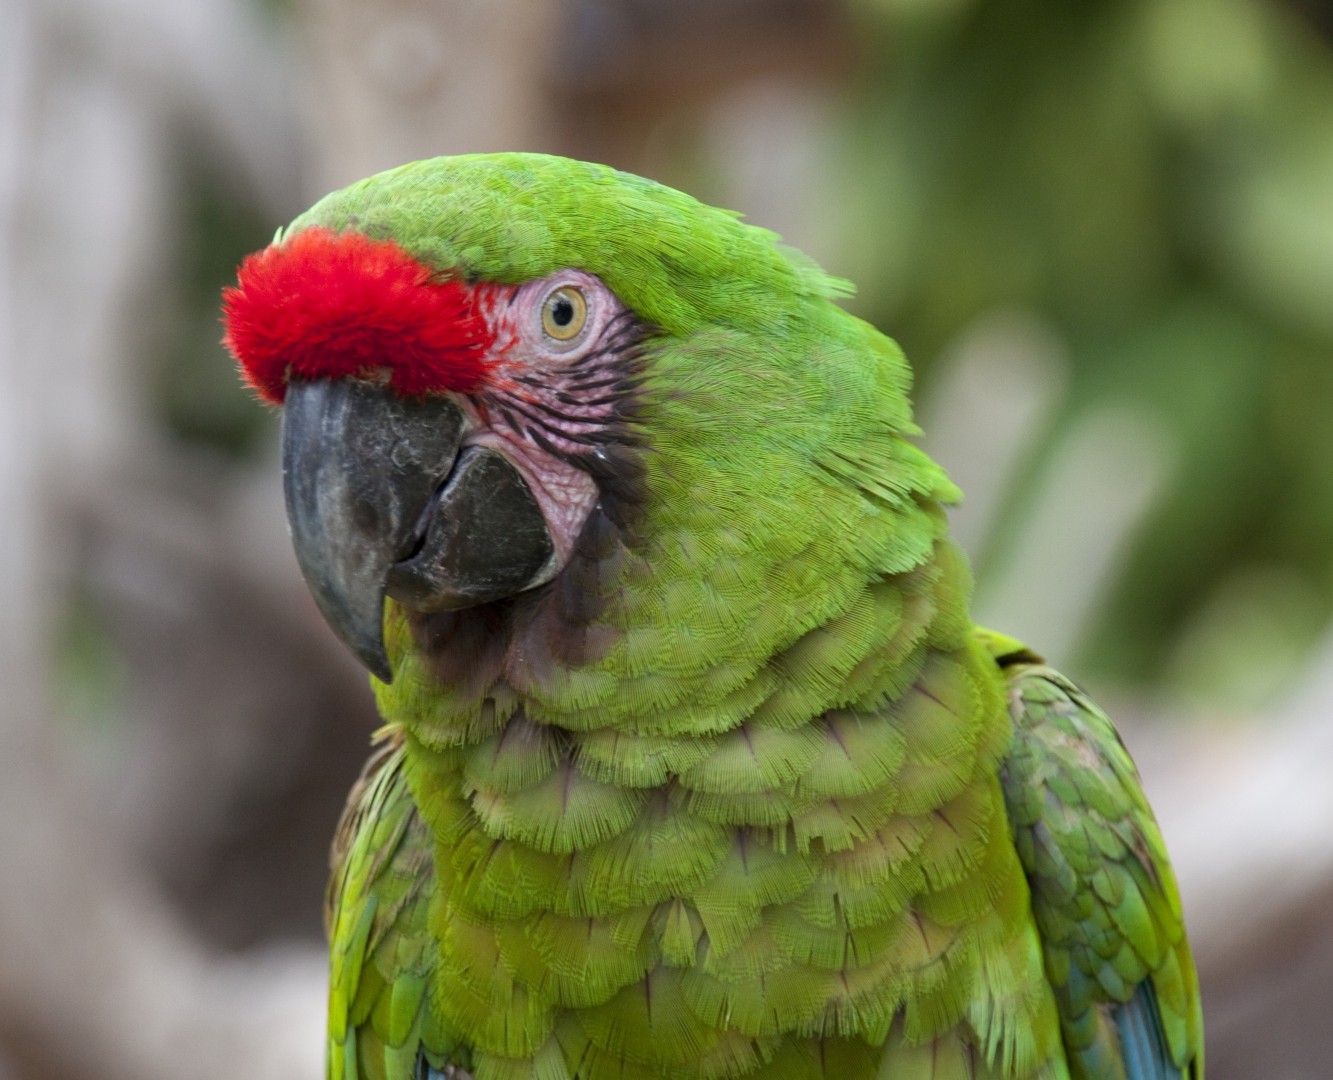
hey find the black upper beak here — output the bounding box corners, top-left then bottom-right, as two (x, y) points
(282, 379), (467, 681)
(281, 378), (555, 682)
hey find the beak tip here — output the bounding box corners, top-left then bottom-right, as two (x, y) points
(364, 650), (395, 685)
(330, 606), (394, 684)
(307, 576), (395, 684)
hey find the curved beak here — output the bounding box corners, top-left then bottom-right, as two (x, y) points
(281, 379), (467, 682)
(281, 378), (557, 683)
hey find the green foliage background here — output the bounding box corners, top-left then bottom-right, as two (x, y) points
(836, 0), (1333, 697)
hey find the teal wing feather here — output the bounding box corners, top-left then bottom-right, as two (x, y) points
(326, 733), (461, 1080)
(988, 641), (1204, 1080)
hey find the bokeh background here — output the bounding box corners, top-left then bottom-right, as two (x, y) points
(2, 0), (1331, 1076)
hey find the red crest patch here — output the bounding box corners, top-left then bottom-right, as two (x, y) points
(222, 227), (495, 403)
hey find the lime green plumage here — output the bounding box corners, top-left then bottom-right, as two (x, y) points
(309, 155), (1202, 1080)
(995, 656), (1202, 1080)
(327, 736), (440, 1080)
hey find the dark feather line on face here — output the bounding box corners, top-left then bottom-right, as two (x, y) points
(562, 318), (645, 374)
(599, 321), (647, 355)
(555, 390), (637, 409)
(525, 426), (561, 459)
(562, 427), (626, 446)
(595, 309), (639, 342)
(611, 399), (649, 423)
(506, 398), (639, 456)
(509, 410), (571, 447)
(498, 397), (582, 436)
(564, 326), (639, 370)
(505, 394), (626, 429)
(559, 349), (607, 373)
(561, 374), (626, 393)
(500, 394), (640, 451)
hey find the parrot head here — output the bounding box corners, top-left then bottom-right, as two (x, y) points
(224, 220), (649, 680)
(223, 154), (948, 697)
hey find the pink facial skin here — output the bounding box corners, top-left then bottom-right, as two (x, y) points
(453, 269), (640, 577)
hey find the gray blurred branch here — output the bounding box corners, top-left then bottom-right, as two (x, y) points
(0, 0), (318, 1075)
(300, 0), (565, 190)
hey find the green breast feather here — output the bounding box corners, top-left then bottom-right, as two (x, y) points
(229, 154), (1201, 1080)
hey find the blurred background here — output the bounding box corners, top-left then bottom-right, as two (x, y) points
(2, 0), (1331, 1075)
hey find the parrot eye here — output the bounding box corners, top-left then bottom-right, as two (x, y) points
(541, 285), (588, 342)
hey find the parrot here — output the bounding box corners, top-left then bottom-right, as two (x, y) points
(221, 153), (1203, 1080)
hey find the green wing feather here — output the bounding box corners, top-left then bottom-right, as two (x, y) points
(989, 638), (1204, 1080)
(327, 733), (462, 1080)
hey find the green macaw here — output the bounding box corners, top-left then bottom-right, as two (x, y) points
(222, 153), (1202, 1080)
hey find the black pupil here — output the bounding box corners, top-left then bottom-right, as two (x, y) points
(551, 295), (574, 326)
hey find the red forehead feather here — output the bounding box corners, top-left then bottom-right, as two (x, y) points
(221, 227), (496, 404)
